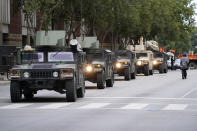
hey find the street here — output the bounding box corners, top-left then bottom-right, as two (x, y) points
(0, 70), (197, 131)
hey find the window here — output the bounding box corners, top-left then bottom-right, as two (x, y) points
(0, 0), (10, 24)
(48, 52), (74, 62)
(21, 12), (36, 27)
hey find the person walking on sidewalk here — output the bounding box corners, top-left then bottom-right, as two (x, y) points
(180, 53), (189, 79)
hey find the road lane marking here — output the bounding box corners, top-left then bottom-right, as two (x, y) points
(37, 103), (71, 109)
(163, 104), (188, 110)
(0, 104), (32, 109)
(121, 103), (148, 109)
(85, 97), (197, 101)
(181, 87), (197, 98)
(79, 103), (110, 109)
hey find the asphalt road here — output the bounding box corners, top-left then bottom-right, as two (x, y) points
(0, 70), (197, 131)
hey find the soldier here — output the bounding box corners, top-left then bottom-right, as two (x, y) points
(180, 53), (189, 79)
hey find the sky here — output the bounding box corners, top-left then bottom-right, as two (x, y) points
(192, 0), (197, 23)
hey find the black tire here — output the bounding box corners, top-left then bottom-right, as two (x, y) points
(10, 81), (22, 102)
(149, 70), (153, 75)
(24, 89), (34, 100)
(66, 78), (77, 102)
(131, 69), (136, 79)
(106, 72), (114, 87)
(77, 79), (85, 98)
(164, 67), (168, 73)
(189, 62), (197, 70)
(124, 67), (131, 80)
(159, 65), (164, 74)
(144, 65), (149, 76)
(97, 71), (105, 89)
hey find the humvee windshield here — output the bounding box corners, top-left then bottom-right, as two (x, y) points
(21, 52), (44, 63)
(154, 53), (163, 58)
(48, 52), (74, 62)
(116, 52), (130, 59)
(86, 53), (104, 61)
(136, 53), (147, 59)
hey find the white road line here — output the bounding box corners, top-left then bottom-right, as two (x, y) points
(181, 87), (197, 98)
(0, 104), (32, 109)
(121, 103), (148, 109)
(37, 103), (71, 109)
(80, 103), (110, 109)
(85, 97), (197, 101)
(163, 104), (188, 110)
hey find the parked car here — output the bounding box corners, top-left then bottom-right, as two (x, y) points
(174, 59), (181, 69)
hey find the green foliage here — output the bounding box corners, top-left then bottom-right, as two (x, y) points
(13, 0), (196, 51)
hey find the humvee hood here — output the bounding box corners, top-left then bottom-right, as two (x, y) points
(92, 61), (105, 65)
(138, 57), (148, 61)
(12, 63), (76, 70)
(117, 58), (130, 62)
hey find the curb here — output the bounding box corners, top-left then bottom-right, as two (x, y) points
(0, 80), (10, 85)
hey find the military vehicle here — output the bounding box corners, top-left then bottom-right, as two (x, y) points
(114, 50), (136, 80)
(83, 48), (114, 89)
(127, 39), (161, 76)
(135, 50), (154, 76)
(153, 52), (168, 73)
(9, 43), (86, 102)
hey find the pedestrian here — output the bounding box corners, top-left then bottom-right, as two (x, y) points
(171, 56), (174, 70)
(180, 53), (189, 79)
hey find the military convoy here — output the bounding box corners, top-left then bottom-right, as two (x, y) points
(115, 50), (136, 80)
(5, 34), (170, 102)
(83, 48), (115, 89)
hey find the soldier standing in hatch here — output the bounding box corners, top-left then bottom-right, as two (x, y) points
(180, 53), (189, 79)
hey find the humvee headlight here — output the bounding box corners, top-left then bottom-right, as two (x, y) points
(24, 72), (30, 78)
(60, 69), (73, 78)
(10, 69), (20, 78)
(137, 61), (142, 66)
(116, 63), (122, 68)
(53, 71), (59, 78)
(86, 66), (93, 72)
(153, 60), (157, 65)
(124, 61), (128, 65)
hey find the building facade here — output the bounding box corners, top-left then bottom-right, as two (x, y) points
(0, 0), (65, 47)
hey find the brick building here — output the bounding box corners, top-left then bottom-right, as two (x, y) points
(0, 0), (65, 47)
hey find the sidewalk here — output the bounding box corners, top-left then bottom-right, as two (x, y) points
(0, 75), (10, 85)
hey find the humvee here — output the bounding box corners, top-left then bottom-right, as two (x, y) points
(153, 52), (168, 73)
(115, 50), (136, 80)
(83, 48), (114, 89)
(9, 45), (86, 102)
(135, 50), (154, 76)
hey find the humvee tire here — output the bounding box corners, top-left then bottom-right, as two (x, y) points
(149, 70), (153, 75)
(159, 65), (164, 74)
(24, 89), (34, 100)
(144, 65), (149, 76)
(164, 68), (168, 73)
(10, 81), (22, 102)
(77, 81), (85, 98)
(106, 72), (114, 87)
(97, 71), (105, 89)
(131, 69), (136, 79)
(66, 78), (77, 102)
(124, 67), (131, 80)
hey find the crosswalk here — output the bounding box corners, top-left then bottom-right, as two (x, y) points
(0, 103), (196, 111)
